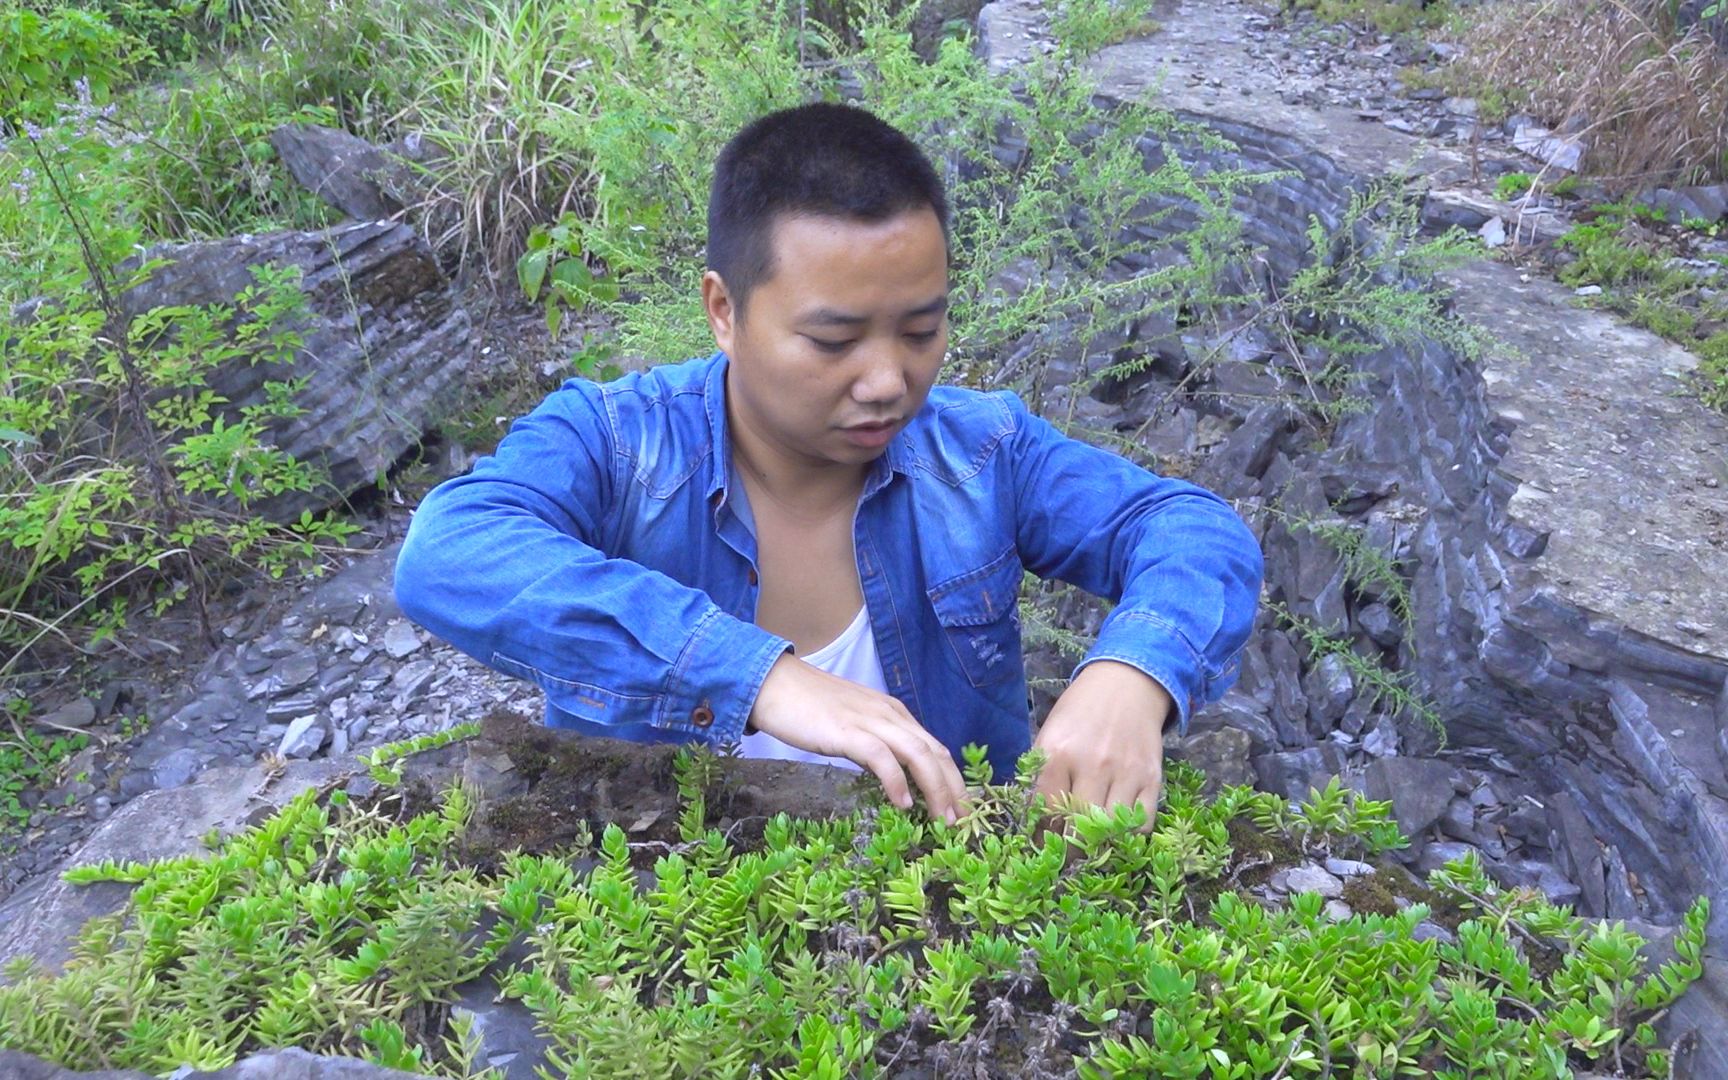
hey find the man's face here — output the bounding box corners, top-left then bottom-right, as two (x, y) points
(704, 207), (949, 471)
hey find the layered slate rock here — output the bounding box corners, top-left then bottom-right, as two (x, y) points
(981, 0), (1727, 1067)
(117, 221), (472, 523)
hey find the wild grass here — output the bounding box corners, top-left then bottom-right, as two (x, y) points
(1452, 0), (1728, 187)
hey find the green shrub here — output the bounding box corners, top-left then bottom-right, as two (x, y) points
(1495, 172), (1534, 199)
(0, 4), (135, 123)
(1699, 330), (1728, 409)
(420, 0), (1257, 380)
(1, 112), (357, 660)
(0, 743), (1706, 1076)
(0, 702), (85, 840)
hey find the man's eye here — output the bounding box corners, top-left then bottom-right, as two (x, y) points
(808, 338), (854, 353)
(906, 330), (940, 344)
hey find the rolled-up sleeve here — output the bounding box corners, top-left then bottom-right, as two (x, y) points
(392, 382), (789, 745)
(1003, 392), (1264, 733)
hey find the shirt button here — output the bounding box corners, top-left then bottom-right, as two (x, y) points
(691, 703), (715, 728)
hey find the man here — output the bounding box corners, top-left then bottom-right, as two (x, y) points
(394, 102), (1263, 826)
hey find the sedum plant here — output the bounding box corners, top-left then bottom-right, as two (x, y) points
(0, 740), (1709, 1078)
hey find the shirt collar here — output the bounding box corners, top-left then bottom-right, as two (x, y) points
(702, 351), (912, 513)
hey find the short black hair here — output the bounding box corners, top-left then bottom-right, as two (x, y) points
(707, 103), (950, 317)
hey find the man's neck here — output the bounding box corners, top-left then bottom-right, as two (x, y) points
(730, 431), (866, 522)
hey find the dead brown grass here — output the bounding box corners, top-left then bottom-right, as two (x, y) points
(1455, 0), (1728, 189)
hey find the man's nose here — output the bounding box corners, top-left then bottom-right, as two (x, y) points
(852, 342), (909, 405)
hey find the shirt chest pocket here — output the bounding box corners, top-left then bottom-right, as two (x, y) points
(927, 546), (1024, 689)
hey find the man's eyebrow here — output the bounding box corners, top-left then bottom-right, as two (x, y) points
(796, 295), (949, 326)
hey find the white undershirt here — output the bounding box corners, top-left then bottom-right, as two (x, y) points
(739, 605), (883, 770)
(728, 464), (885, 769)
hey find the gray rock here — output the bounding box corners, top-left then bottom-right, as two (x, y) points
(390, 660), (436, 702)
(346, 717), (372, 745)
(118, 771), (155, 801)
(1440, 796), (1476, 841)
(1416, 841), (1480, 876)
(382, 620), (424, 660)
(1478, 216), (1507, 248)
(1266, 631), (1309, 744)
(278, 715), (329, 759)
(453, 978), (552, 1080)
(1251, 746), (1342, 802)
(150, 748), (204, 790)
(1302, 653), (1355, 729)
(36, 699), (97, 732)
(0, 759), (350, 975)
(1283, 863), (1345, 898)
(1362, 720), (1399, 758)
(1194, 693), (1279, 754)
(265, 695), (319, 722)
(0, 1049), (152, 1078)
(1166, 727), (1255, 792)
(270, 124), (409, 223)
(1421, 189), (1496, 232)
(1362, 757), (1459, 838)
(1490, 858), (1584, 907)
(329, 727), (350, 758)
(1323, 899), (1353, 921)
(113, 222), (472, 523)
(270, 650), (320, 693)
(1357, 602), (1402, 647)
(1639, 184), (1728, 225)
(189, 1046), (429, 1078)
(1412, 920), (1456, 945)
(1512, 125), (1584, 171)
(1324, 857), (1375, 878)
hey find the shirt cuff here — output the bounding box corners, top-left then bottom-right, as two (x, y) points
(654, 607), (792, 745)
(1074, 610), (1240, 736)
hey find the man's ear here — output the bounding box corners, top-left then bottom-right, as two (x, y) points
(702, 270), (738, 356)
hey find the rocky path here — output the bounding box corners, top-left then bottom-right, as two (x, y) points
(0, 538), (533, 904)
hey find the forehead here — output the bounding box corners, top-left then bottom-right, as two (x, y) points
(760, 209), (949, 292)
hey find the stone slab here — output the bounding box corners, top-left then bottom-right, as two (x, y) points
(1443, 260), (1728, 670)
(0, 759), (351, 979)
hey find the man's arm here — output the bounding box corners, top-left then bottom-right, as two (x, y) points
(1004, 391), (1264, 731)
(393, 381), (789, 746)
(1002, 391), (1263, 816)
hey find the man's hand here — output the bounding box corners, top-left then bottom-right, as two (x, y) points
(1033, 660), (1173, 823)
(749, 653), (967, 823)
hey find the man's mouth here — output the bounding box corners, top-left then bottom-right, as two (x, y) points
(840, 420), (899, 447)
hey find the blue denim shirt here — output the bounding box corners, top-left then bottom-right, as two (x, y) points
(394, 352), (1263, 778)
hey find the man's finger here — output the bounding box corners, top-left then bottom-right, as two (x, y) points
(851, 738), (916, 811)
(877, 704), (967, 812)
(1136, 787), (1161, 832)
(1101, 778), (1143, 815)
(1033, 753), (1073, 804)
(867, 720), (962, 822)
